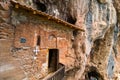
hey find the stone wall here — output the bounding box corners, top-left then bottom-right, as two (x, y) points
(10, 6), (76, 79)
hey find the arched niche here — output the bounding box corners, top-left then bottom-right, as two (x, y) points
(48, 34), (57, 48)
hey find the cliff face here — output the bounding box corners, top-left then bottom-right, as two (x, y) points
(0, 0), (120, 80)
(113, 0), (120, 79)
(32, 0), (119, 79)
(86, 0), (116, 79)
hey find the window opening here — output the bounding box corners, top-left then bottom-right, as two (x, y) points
(37, 35), (40, 46)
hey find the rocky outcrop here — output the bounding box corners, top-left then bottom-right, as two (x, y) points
(0, 0), (120, 80)
(0, 1), (26, 80)
(63, 0), (117, 79)
(85, 0), (117, 79)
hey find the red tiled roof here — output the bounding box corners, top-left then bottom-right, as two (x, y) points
(10, 0), (84, 31)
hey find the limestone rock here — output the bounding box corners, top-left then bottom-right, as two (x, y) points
(0, 0), (120, 80)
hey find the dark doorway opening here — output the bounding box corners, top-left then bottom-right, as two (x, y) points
(48, 49), (59, 73)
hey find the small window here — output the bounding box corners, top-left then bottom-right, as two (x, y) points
(20, 38), (26, 43)
(37, 35), (41, 46)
